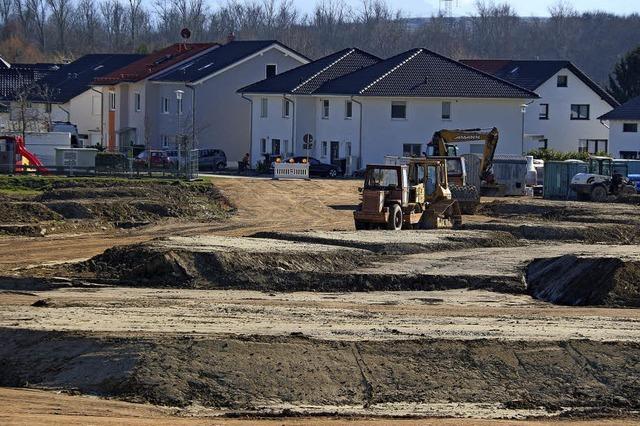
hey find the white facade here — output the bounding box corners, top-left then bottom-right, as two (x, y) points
(99, 44), (307, 160)
(522, 68), (614, 153)
(249, 94), (528, 169)
(609, 120), (640, 158)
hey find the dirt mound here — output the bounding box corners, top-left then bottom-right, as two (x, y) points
(464, 222), (640, 244)
(79, 242), (369, 290)
(1, 329), (639, 416)
(479, 199), (640, 226)
(526, 255), (640, 307)
(251, 230), (518, 255)
(0, 202), (63, 223)
(37, 187), (154, 201)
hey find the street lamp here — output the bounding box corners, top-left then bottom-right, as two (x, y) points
(520, 103), (527, 155)
(175, 90), (185, 176)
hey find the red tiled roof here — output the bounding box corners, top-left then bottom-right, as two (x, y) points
(93, 43), (218, 84)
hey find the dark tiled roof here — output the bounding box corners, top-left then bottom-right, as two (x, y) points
(30, 54), (143, 103)
(0, 63), (60, 101)
(238, 48), (381, 94)
(462, 59), (619, 107)
(317, 48), (537, 99)
(152, 40), (309, 83)
(94, 43), (218, 84)
(599, 96), (640, 120)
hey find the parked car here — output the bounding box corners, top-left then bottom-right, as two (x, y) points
(134, 150), (173, 168)
(166, 149), (227, 171)
(285, 156), (341, 178)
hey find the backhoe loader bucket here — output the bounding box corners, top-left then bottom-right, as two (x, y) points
(419, 199), (462, 229)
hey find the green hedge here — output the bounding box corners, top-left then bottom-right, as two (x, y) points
(96, 152), (128, 171)
(526, 149), (610, 162)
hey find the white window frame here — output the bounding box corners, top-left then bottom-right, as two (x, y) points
(260, 98), (268, 118)
(109, 92), (116, 111)
(321, 141), (328, 157)
(282, 99), (290, 118)
(134, 92), (141, 112)
(345, 100), (353, 119)
(623, 123), (638, 133)
(177, 97), (183, 115)
(260, 138), (267, 153)
(391, 101), (407, 120)
(266, 64), (277, 78)
(322, 99), (329, 119)
(161, 97), (169, 114)
(539, 103), (549, 120)
(441, 101), (451, 120)
(161, 135), (169, 148)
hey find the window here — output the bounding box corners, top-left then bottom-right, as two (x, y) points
(134, 93), (141, 111)
(161, 97), (169, 114)
(266, 64), (277, 78)
(578, 139), (608, 154)
(322, 100), (329, 119)
(391, 101), (407, 119)
(403, 144), (422, 157)
(623, 123), (638, 133)
(345, 100), (353, 119)
(260, 138), (267, 153)
(557, 75), (568, 87)
(321, 141), (327, 157)
(161, 135), (169, 148)
(539, 103), (549, 120)
(571, 104), (590, 120)
(109, 92), (116, 111)
(282, 99), (290, 118)
(271, 138), (281, 155)
(283, 139), (290, 156)
(539, 139), (549, 150)
(620, 151), (638, 159)
(177, 97), (183, 114)
(45, 103), (52, 113)
(92, 95), (101, 116)
(441, 101), (451, 120)
(260, 98), (268, 118)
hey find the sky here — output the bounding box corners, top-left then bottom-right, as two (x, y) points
(291, 0), (639, 17)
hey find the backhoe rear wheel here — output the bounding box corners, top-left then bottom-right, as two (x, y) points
(387, 204), (403, 231)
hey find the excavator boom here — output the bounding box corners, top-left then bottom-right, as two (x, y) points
(429, 127), (499, 183)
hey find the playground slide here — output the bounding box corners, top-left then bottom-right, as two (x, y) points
(16, 142), (49, 174)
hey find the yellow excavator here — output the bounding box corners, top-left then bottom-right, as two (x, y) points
(426, 127), (504, 211)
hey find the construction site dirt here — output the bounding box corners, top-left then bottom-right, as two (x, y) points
(1, 176), (640, 424)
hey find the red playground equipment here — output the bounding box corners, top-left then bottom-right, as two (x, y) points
(0, 135), (49, 174)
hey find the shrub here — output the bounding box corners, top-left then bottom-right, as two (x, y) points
(526, 149), (610, 162)
(96, 152), (128, 171)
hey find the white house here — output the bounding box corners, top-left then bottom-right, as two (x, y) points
(462, 60), (618, 154)
(240, 48), (538, 170)
(148, 40), (308, 161)
(92, 43), (218, 152)
(599, 96), (640, 158)
(17, 54), (143, 146)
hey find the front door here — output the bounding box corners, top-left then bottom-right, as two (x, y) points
(330, 141), (339, 166)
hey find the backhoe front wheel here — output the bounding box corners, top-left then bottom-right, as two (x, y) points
(590, 185), (608, 202)
(387, 204), (403, 231)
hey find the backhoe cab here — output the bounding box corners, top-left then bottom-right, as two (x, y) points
(570, 156), (636, 202)
(354, 159), (462, 230)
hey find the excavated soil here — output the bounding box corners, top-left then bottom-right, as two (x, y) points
(0, 328), (638, 417)
(0, 178), (231, 234)
(526, 256), (640, 307)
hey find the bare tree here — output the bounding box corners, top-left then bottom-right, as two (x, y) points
(127, 0), (143, 48)
(24, 0), (48, 51)
(101, 0), (126, 50)
(77, 0), (100, 52)
(0, 0), (12, 24)
(47, 0), (73, 52)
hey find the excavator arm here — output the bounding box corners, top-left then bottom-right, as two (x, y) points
(428, 127), (499, 183)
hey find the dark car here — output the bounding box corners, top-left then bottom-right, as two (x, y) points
(166, 149), (227, 171)
(285, 156), (340, 178)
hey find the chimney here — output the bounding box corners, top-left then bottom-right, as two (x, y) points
(226, 32), (236, 44)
